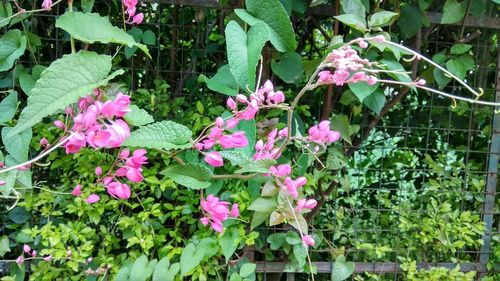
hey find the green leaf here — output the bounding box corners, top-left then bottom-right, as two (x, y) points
(123, 121), (192, 150)
(271, 52), (304, 83)
(446, 59), (466, 80)
(2, 127), (31, 163)
(239, 263), (256, 278)
(197, 237), (219, 259)
(334, 14), (367, 32)
(8, 207), (31, 224)
(433, 67), (451, 89)
(348, 81), (378, 102)
(0, 169), (16, 197)
(398, 5), (423, 38)
(0, 3), (13, 28)
(219, 151), (251, 166)
(199, 65), (239, 96)
(340, 0), (366, 18)
(219, 227), (240, 263)
(19, 65), (46, 96)
(288, 213), (308, 234)
(81, 0), (95, 13)
(152, 257), (170, 281)
(251, 211), (271, 229)
(0, 236), (10, 257)
(441, 0), (465, 24)
(56, 12), (150, 58)
(141, 30), (157, 45)
(0, 91), (17, 123)
(236, 158), (277, 174)
(130, 255), (157, 281)
(331, 256), (355, 281)
(293, 244), (307, 267)
(269, 211), (285, 226)
(267, 233), (287, 250)
(457, 54), (475, 70)
(9, 51), (122, 136)
(362, 89), (386, 114)
(161, 163), (214, 190)
(166, 263), (180, 280)
(330, 114), (353, 144)
(225, 21), (270, 89)
(180, 244), (205, 276)
(0, 29), (26, 72)
(234, 0), (296, 52)
(450, 44), (472, 55)
(248, 197), (277, 212)
(368, 10), (398, 27)
(286, 231), (301, 245)
(115, 260), (133, 281)
(124, 105), (154, 126)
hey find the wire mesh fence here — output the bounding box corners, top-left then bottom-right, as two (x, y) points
(2, 0), (499, 280)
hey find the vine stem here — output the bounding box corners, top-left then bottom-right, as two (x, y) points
(0, 133), (74, 175)
(67, 0), (76, 53)
(276, 179), (315, 281)
(0, 0), (63, 26)
(377, 79), (500, 107)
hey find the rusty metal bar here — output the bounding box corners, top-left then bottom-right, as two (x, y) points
(255, 262), (497, 274)
(479, 41), (500, 264)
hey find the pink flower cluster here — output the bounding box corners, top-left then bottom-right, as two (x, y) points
(102, 149), (148, 199)
(269, 164), (307, 198)
(59, 92), (131, 154)
(200, 195), (239, 233)
(295, 198), (317, 213)
(226, 80), (285, 122)
(123, 0), (144, 25)
(306, 121), (341, 145)
(253, 128), (287, 160)
(302, 235), (315, 247)
(318, 45), (377, 86)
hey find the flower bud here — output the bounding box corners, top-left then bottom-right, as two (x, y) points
(204, 151), (224, 167)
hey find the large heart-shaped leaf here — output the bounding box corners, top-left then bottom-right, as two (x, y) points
(123, 121), (192, 150)
(180, 243), (205, 277)
(0, 29), (26, 72)
(56, 12), (150, 58)
(226, 21), (270, 90)
(129, 255), (157, 281)
(161, 163), (214, 190)
(234, 0), (296, 52)
(271, 51), (304, 83)
(441, 0), (465, 24)
(9, 51), (122, 136)
(2, 127), (31, 163)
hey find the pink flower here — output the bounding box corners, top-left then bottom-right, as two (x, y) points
(226, 98), (236, 110)
(225, 118), (239, 129)
(43, 255), (52, 261)
(307, 121), (340, 145)
(106, 181), (131, 199)
(41, 0), (52, 10)
(416, 79), (426, 86)
(23, 244), (31, 254)
(95, 166), (102, 176)
(263, 80), (274, 92)
(0, 161), (4, 168)
(302, 235), (315, 247)
(204, 151), (224, 167)
(132, 13), (144, 25)
(31, 250), (37, 257)
(230, 203), (239, 218)
(71, 184), (82, 196)
(215, 117), (224, 127)
(295, 199), (318, 212)
(371, 35), (386, 43)
(0, 181), (6, 186)
(39, 138), (49, 147)
(269, 164), (291, 177)
(64, 132), (86, 154)
(54, 120), (65, 130)
(358, 40), (368, 48)
(86, 194), (100, 204)
(284, 176), (307, 198)
(219, 132), (248, 149)
(126, 168), (143, 182)
(16, 256), (24, 265)
(200, 195), (234, 233)
(100, 93), (131, 118)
